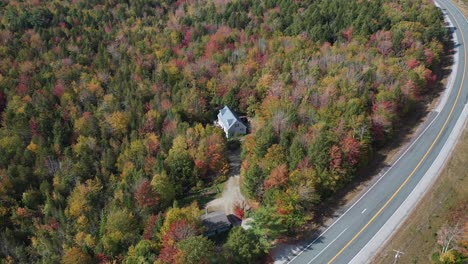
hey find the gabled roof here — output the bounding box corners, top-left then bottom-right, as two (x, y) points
(218, 106), (245, 129)
(201, 211), (232, 233)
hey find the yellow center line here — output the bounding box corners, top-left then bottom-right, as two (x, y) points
(326, 2), (467, 263)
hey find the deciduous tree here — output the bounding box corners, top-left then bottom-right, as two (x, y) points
(223, 227), (265, 264)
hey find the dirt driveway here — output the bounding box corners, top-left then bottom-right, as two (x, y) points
(206, 148), (246, 214)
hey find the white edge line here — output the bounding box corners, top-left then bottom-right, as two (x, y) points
(350, 104), (468, 264)
(306, 228), (348, 264)
(436, 0), (459, 112)
(286, 1), (460, 264)
(438, 0), (468, 25)
(435, 26), (458, 111)
(285, 109), (441, 263)
(349, 1), (468, 262)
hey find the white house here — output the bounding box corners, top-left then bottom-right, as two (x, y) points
(217, 106), (247, 138)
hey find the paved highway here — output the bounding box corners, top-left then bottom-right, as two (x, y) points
(282, 0), (468, 263)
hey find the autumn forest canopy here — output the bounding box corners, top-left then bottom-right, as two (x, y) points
(0, 0), (448, 263)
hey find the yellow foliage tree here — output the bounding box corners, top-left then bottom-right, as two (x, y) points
(26, 142), (38, 153)
(106, 111), (129, 135)
(62, 247), (93, 264)
(159, 202), (200, 241)
(65, 179), (102, 229)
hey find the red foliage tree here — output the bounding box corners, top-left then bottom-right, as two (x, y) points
(342, 27), (353, 42)
(206, 134), (226, 173)
(276, 200), (291, 215)
(143, 116), (156, 133)
(135, 180), (160, 210)
(96, 253), (108, 264)
(372, 100), (396, 116)
(146, 136), (160, 155)
(371, 120), (385, 142)
(375, 31), (393, 56)
(342, 135), (360, 166)
(424, 48), (434, 66)
(264, 164), (289, 190)
(162, 118), (177, 135)
(158, 242), (179, 264)
(164, 220), (198, 244)
(402, 79), (419, 98)
(144, 156), (157, 175)
(182, 28), (193, 47)
(16, 74), (30, 96)
(53, 82), (65, 98)
(377, 40), (393, 56)
(158, 220), (198, 264)
(161, 99), (173, 112)
(16, 82), (29, 96)
(144, 102), (151, 113)
(143, 214), (160, 240)
(402, 31), (415, 50)
(48, 218), (60, 230)
(234, 204), (244, 219)
(205, 37), (219, 58)
(29, 118), (39, 137)
(406, 58), (419, 69)
(424, 69), (437, 86)
(194, 159), (207, 176)
(104, 22), (112, 33)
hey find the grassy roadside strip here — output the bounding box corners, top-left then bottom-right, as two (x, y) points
(452, 0), (468, 17)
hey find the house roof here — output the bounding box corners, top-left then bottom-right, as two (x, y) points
(201, 211), (231, 233)
(217, 106), (245, 129)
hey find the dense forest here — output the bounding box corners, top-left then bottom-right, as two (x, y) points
(0, 0), (448, 263)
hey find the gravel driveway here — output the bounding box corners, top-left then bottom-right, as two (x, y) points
(206, 148), (246, 214)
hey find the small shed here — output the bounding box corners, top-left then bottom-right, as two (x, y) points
(217, 106), (247, 138)
(201, 211), (232, 237)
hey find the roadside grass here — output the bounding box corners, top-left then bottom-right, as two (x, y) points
(372, 127), (468, 264)
(454, 0), (468, 17)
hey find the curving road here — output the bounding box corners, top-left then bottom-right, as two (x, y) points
(277, 0), (468, 263)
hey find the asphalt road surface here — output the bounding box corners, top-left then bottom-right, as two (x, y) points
(285, 1), (468, 263)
